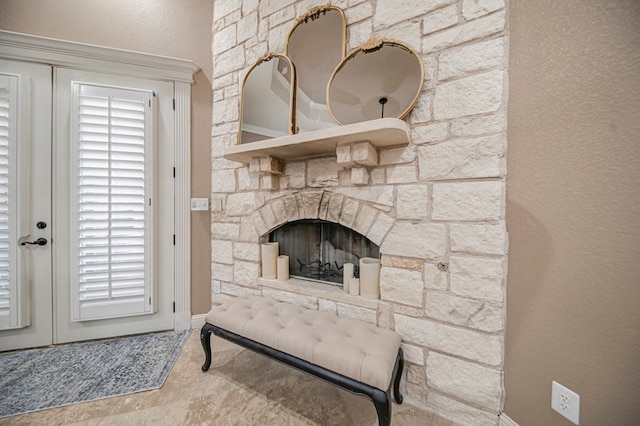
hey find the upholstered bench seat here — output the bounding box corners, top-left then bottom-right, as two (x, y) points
(200, 295), (404, 426)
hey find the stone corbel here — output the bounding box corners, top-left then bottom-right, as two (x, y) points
(336, 141), (378, 185)
(249, 155), (285, 175)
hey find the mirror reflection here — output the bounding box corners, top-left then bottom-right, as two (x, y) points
(239, 53), (296, 144)
(327, 39), (424, 125)
(286, 5), (346, 133)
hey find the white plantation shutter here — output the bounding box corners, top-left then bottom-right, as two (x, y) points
(70, 82), (155, 321)
(0, 73), (29, 330)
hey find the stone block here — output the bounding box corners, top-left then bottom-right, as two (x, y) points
(462, 0), (505, 19)
(407, 365), (425, 384)
(213, 24), (237, 55)
(351, 142), (378, 167)
(318, 299), (337, 314)
(428, 392), (500, 425)
(411, 122), (449, 145)
(213, 45), (245, 76)
(301, 191), (323, 219)
(285, 161), (305, 189)
(386, 165), (417, 184)
(410, 92), (432, 123)
(383, 256), (424, 270)
(450, 256), (505, 302)
(339, 197), (359, 228)
(422, 10), (505, 53)
(401, 343), (425, 366)
(260, 156), (285, 174)
(283, 195), (301, 222)
(427, 352), (502, 412)
(261, 288), (318, 310)
(259, 205), (278, 231)
(377, 21), (422, 55)
(259, 0), (297, 17)
(450, 223), (508, 255)
(393, 304), (424, 318)
(233, 261), (259, 287)
(374, 0), (455, 29)
(308, 157), (341, 187)
(353, 204), (377, 237)
(438, 37), (505, 81)
(249, 211), (268, 237)
(367, 213), (395, 246)
(233, 242), (260, 262)
(397, 185), (428, 220)
(348, 1), (374, 23)
(226, 192), (256, 216)
(212, 240), (233, 264)
(379, 146), (416, 166)
(451, 112), (505, 137)
(211, 222), (240, 240)
(237, 167), (260, 190)
(335, 186), (394, 208)
(418, 135), (505, 180)
(370, 168), (385, 185)
(432, 181), (504, 221)
(336, 144), (354, 165)
(260, 174), (279, 190)
(240, 217), (259, 242)
(426, 291), (504, 332)
(380, 267), (424, 307)
(337, 303), (377, 324)
(237, 12), (258, 43)
(394, 314), (502, 365)
(348, 21), (373, 50)
(221, 282), (261, 297)
(212, 169), (236, 193)
(214, 0), (241, 21)
(351, 167), (369, 185)
(434, 70), (504, 120)
(423, 4), (459, 35)
(381, 223), (447, 260)
(211, 262), (234, 282)
(326, 193), (344, 223)
(377, 302), (393, 329)
(268, 5), (294, 28)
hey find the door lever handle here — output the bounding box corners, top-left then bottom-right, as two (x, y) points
(21, 237), (48, 246)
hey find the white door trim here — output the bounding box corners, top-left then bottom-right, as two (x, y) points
(0, 30), (198, 331)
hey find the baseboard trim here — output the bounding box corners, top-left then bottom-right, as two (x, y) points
(499, 413), (520, 426)
(191, 313), (207, 329)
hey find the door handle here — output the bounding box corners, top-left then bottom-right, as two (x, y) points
(21, 237), (48, 246)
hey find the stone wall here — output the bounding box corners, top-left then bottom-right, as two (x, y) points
(210, 1), (508, 424)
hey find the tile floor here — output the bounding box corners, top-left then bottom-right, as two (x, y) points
(1, 331), (455, 425)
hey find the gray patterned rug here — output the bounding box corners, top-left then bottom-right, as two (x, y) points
(0, 329), (190, 418)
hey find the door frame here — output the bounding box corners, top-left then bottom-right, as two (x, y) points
(0, 30), (199, 331)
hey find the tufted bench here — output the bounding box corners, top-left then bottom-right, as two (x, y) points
(200, 295), (404, 426)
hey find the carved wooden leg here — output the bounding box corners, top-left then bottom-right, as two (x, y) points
(200, 323), (214, 372)
(393, 347), (404, 404)
(371, 388), (392, 426)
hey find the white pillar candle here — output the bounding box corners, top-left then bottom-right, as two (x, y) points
(342, 262), (354, 293)
(349, 277), (360, 296)
(359, 257), (381, 299)
(277, 255), (289, 281)
(260, 242), (279, 279)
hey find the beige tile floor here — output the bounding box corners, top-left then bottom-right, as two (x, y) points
(1, 331), (455, 426)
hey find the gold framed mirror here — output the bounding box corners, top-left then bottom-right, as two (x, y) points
(238, 53), (296, 144)
(285, 4), (346, 133)
(327, 38), (424, 125)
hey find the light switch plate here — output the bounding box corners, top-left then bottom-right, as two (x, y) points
(190, 198), (209, 211)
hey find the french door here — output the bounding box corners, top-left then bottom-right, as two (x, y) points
(0, 60), (175, 351)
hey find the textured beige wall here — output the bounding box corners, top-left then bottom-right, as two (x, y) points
(506, 1), (640, 425)
(0, 0), (213, 314)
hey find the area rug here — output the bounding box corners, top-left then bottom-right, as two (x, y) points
(0, 329), (190, 418)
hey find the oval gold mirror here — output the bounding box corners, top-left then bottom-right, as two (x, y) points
(286, 4), (346, 133)
(239, 53), (296, 144)
(327, 38), (424, 125)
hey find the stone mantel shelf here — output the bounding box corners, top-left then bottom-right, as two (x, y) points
(224, 117), (411, 164)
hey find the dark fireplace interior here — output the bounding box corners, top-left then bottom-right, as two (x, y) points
(269, 219), (380, 286)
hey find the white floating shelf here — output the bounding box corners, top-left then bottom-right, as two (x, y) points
(224, 117), (411, 164)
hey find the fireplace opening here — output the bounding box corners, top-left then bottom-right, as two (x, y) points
(269, 219), (380, 286)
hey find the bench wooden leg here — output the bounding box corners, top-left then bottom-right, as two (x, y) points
(200, 323), (214, 372)
(371, 388), (392, 426)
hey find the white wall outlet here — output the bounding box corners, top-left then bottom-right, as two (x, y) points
(552, 381), (580, 424)
(190, 198), (209, 211)
(212, 280), (221, 294)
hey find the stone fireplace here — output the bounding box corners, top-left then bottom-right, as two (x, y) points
(211, 1), (508, 425)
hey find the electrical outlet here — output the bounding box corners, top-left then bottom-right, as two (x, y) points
(552, 381), (580, 424)
(213, 280), (221, 294)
